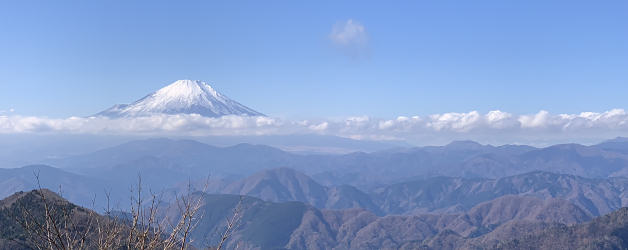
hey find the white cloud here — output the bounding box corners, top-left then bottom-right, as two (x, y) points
(308, 122), (329, 131)
(330, 19), (367, 46)
(519, 110), (550, 128)
(345, 116), (371, 128)
(329, 19), (368, 57)
(427, 111), (482, 132)
(1, 109), (628, 145)
(485, 110), (515, 129)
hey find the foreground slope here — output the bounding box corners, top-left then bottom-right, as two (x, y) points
(0, 189), (110, 250)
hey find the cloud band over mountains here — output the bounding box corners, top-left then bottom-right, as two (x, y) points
(1, 109), (627, 145)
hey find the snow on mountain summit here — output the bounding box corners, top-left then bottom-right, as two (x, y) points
(96, 80), (264, 117)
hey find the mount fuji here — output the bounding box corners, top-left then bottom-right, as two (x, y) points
(95, 80), (264, 118)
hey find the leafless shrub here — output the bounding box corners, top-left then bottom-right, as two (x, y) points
(216, 196), (244, 250)
(163, 180), (206, 250)
(15, 172), (244, 250)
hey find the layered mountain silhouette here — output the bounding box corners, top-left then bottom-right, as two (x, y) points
(44, 138), (628, 188)
(3, 164), (628, 222)
(3, 138), (628, 249)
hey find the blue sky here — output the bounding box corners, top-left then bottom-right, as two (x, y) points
(0, 0), (627, 119)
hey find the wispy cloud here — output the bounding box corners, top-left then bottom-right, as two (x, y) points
(329, 19), (368, 58)
(1, 109), (628, 145)
(0, 108), (15, 115)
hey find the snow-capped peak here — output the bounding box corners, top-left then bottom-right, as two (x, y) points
(95, 80), (264, 118)
(159, 80), (220, 99)
(152, 80), (227, 107)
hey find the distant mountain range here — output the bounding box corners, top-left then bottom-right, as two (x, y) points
(5, 137), (628, 210)
(95, 80), (263, 117)
(4, 137), (628, 249)
(0, 134), (406, 169)
(0, 165), (130, 210)
(42, 137), (628, 189)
